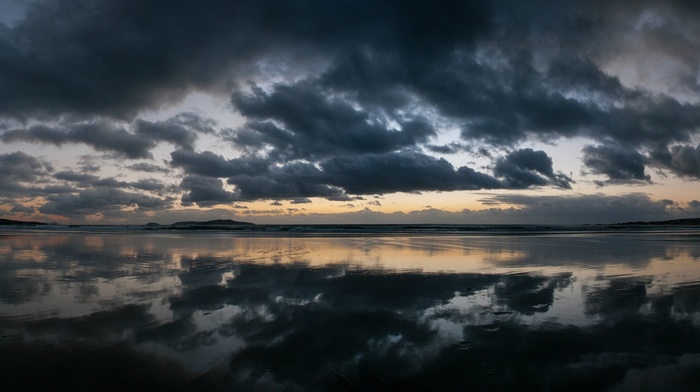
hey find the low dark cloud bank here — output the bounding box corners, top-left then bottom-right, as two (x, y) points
(2, 0), (700, 218)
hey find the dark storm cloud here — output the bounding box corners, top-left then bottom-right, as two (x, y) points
(228, 161), (349, 201)
(582, 144), (651, 185)
(230, 82), (436, 159)
(2, 122), (156, 159)
(180, 175), (238, 207)
(172, 148), (569, 205)
(53, 170), (168, 193)
(651, 143), (700, 178)
(0, 0), (491, 120)
(170, 150), (269, 178)
(320, 151), (502, 195)
(134, 112), (215, 151)
(2, 0), (700, 208)
(3, 114), (211, 159)
(493, 148), (572, 189)
(39, 187), (174, 218)
(320, 149), (568, 196)
(0, 1), (247, 119)
(0, 150), (52, 183)
(0, 0), (696, 146)
(131, 178), (168, 192)
(0, 151), (53, 196)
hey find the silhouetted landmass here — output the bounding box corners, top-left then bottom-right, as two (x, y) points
(171, 219), (254, 228)
(145, 222), (161, 227)
(611, 217), (700, 226)
(0, 218), (46, 226)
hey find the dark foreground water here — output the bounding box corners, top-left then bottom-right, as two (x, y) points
(1, 229), (700, 391)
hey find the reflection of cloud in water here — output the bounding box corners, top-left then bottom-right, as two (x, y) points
(610, 354), (700, 392)
(2, 233), (700, 390)
(584, 277), (651, 321)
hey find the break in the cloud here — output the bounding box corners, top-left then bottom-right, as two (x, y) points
(1, 0), (700, 222)
(242, 193), (690, 225)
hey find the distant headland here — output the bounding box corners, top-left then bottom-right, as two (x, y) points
(610, 217), (700, 226)
(0, 218), (47, 226)
(159, 219), (255, 230)
(0, 218), (254, 230)
(170, 219), (254, 227)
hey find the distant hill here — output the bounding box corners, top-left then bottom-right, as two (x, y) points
(0, 218), (47, 226)
(171, 219), (254, 227)
(613, 218), (700, 226)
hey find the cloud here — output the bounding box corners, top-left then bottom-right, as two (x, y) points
(0, 151), (53, 196)
(229, 82), (436, 160)
(53, 170), (168, 193)
(2, 114), (213, 159)
(651, 143), (700, 178)
(3, 122), (155, 159)
(582, 144), (651, 185)
(0, 1), (256, 119)
(9, 202), (35, 214)
(170, 150), (269, 178)
(227, 161), (348, 201)
(54, 171), (100, 184)
(134, 112), (216, 151)
(38, 187), (174, 218)
(0, 150), (52, 183)
(3, 0), (700, 219)
(180, 175), (238, 207)
(126, 162), (171, 173)
(493, 148), (572, 189)
(320, 151), (502, 194)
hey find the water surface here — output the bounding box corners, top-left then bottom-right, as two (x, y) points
(1, 231), (700, 390)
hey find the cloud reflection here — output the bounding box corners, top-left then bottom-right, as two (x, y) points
(1, 233), (700, 390)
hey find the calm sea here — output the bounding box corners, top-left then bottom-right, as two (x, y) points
(1, 226), (700, 390)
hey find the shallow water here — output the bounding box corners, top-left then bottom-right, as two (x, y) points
(1, 231), (700, 391)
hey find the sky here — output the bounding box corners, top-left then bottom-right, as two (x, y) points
(2, 0), (700, 225)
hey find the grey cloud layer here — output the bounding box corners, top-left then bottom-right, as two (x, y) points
(2, 113), (212, 159)
(582, 144), (651, 185)
(2, 0), (700, 218)
(172, 149), (571, 205)
(0, 150), (174, 220)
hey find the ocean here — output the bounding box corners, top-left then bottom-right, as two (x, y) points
(1, 226), (700, 390)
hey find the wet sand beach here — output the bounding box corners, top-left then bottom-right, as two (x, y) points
(1, 230), (700, 391)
